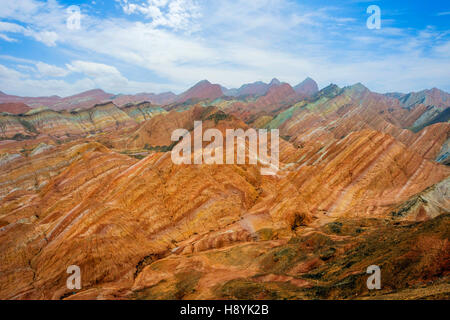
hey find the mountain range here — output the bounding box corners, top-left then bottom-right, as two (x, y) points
(0, 77), (449, 300)
(0, 77), (319, 112)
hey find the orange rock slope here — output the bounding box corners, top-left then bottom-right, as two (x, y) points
(0, 82), (449, 300)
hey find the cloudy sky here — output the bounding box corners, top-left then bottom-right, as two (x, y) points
(0, 0), (449, 97)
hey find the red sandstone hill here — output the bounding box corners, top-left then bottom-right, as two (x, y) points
(0, 89), (111, 111)
(51, 89), (113, 110)
(0, 92), (61, 109)
(176, 80), (224, 103)
(0, 102), (31, 114)
(0, 89), (176, 111)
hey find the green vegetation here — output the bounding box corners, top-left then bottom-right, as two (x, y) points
(218, 278), (302, 300)
(145, 141), (178, 152)
(18, 118), (38, 134)
(205, 111), (231, 124)
(132, 271), (203, 300)
(12, 133), (33, 141)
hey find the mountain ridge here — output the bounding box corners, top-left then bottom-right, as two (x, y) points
(1, 78), (449, 114)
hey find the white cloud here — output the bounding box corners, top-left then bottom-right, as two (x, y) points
(0, 0), (43, 20)
(67, 60), (123, 78)
(0, 21), (24, 42)
(0, 19), (59, 46)
(0, 1), (64, 47)
(36, 61), (69, 77)
(16, 64), (37, 73)
(0, 21), (26, 33)
(0, 55), (35, 64)
(116, 0), (201, 30)
(0, 64), (25, 80)
(433, 41), (450, 58)
(67, 60), (128, 91)
(0, 0), (449, 95)
(64, 60), (174, 94)
(0, 61), (174, 97)
(29, 30), (59, 46)
(0, 34), (17, 42)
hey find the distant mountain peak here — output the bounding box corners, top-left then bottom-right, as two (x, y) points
(66, 88), (112, 100)
(269, 78), (281, 86)
(86, 88), (107, 93)
(195, 80), (212, 86)
(346, 82), (369, 94)
(427, 87), (447, 96)
(312, 83), (342, 99)
(266, 82), (295, 95)
(294, 77), (319, 96)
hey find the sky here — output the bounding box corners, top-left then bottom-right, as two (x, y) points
(0, 0), (449, 97)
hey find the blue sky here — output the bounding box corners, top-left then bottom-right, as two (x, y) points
(0, 0), (449, 97)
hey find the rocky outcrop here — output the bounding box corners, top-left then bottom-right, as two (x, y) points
(436, 137), (450, 165)
(390, 176), (449, 221)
